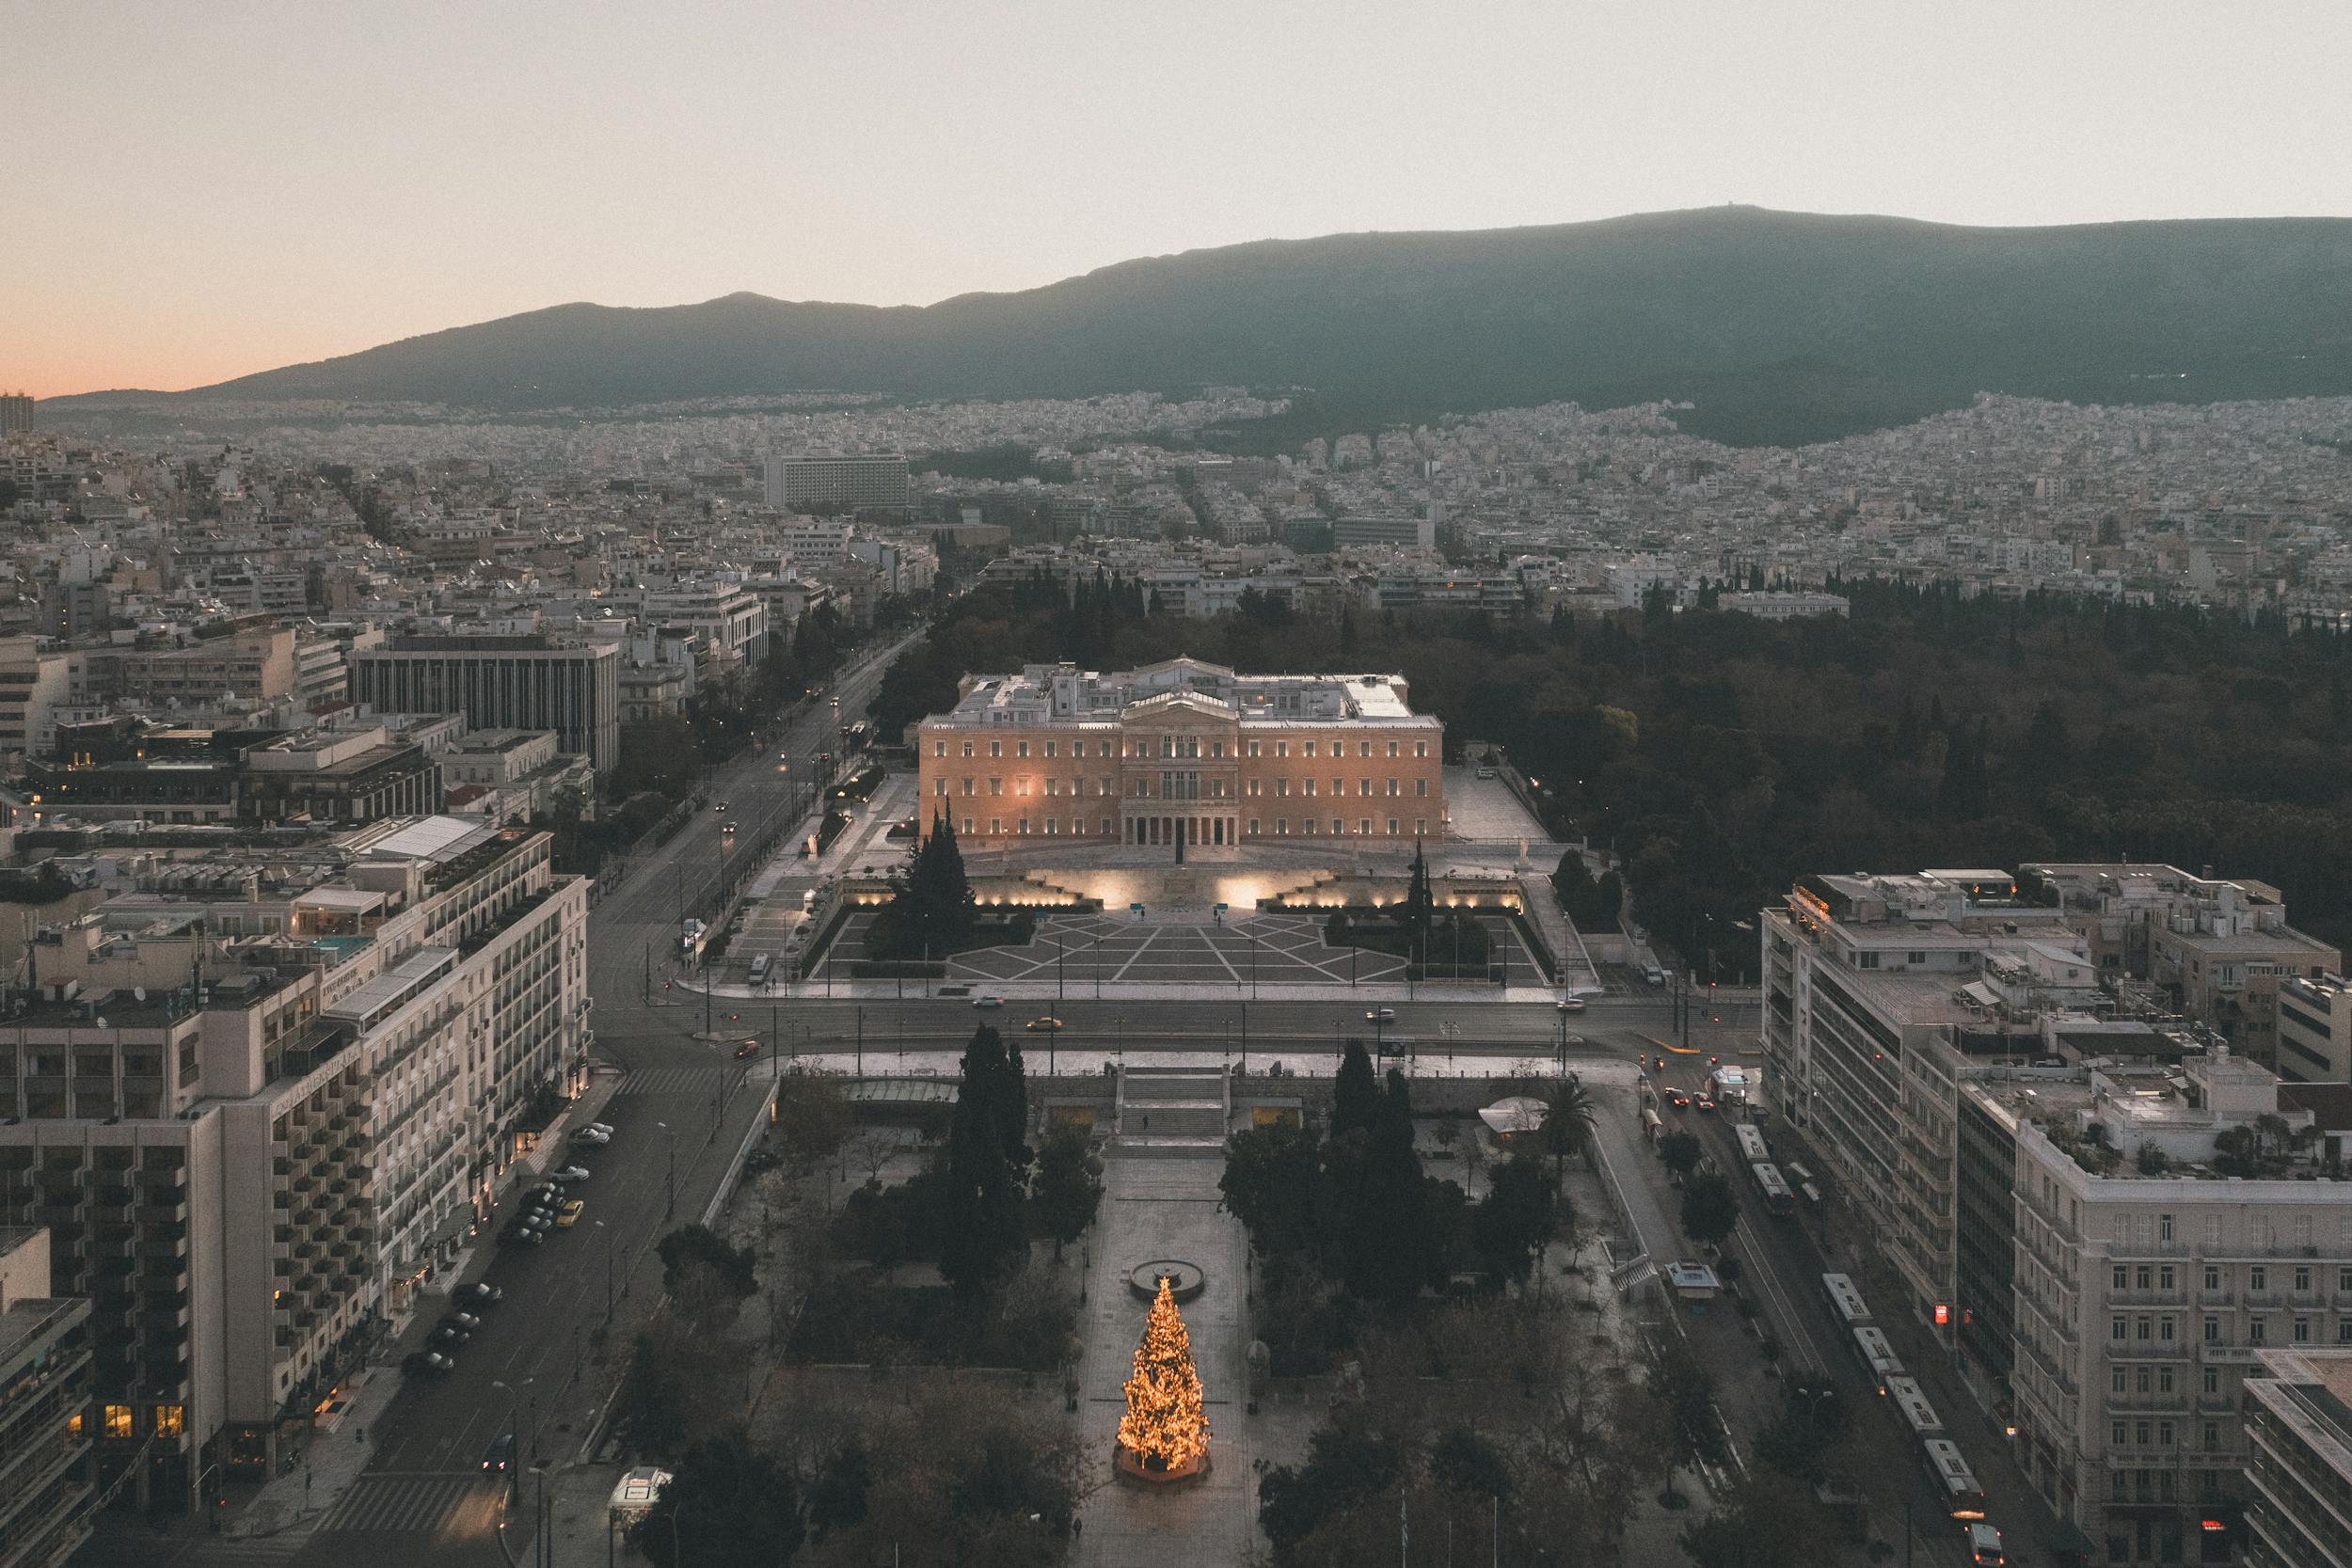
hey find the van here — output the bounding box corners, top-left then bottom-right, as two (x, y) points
(1642, 961), (1666, 987)
(1965, 1522), (2005, 1566)
(747, 953), (771, 986)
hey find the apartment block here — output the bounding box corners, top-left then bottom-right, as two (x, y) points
(2026, 864), (2341, 1067)
(0, 817), (589, 1507)
(762, 452), (912, 514)
(0, 1227), (92, 1568)
(2277, 974), (2352, 1085)
(1967, 1050), (2347, 1565)
(1760, 869), (2091, 1320)
(916, 658), (1443, 857)
(2241, 1347), (2352, 1568)
(637, 582), (768, 672)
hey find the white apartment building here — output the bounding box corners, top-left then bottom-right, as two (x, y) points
(1761, 869), (2090, 1320)
(762, 454), (911, 514)
(0, 816), (588, 1507)
(2279, 974), (2352, 1085)
(2240, 1347), (2352, 1568)
(1967, 1051), (2346, 1566)
(637, 582), (768, 672)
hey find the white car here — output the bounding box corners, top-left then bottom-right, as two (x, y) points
(973, 995), (1003, 1010)
(1556, 997), (1586, 1013)
(570, 1127), (611, 1146)
(550, 1165), (592, 1184)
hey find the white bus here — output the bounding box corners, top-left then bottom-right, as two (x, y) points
(1821, 1273), (1872, 1329)
(1886, 1375), (1945, 1443)
(1734, 1123), (1771, 1164)
(1850, 1325), (1905, 1394)
(1752, 1163), (1797, 1217)
(1922, 1438), (1988, 1519)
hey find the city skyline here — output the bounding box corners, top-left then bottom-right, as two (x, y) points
(8, 0), (2352, 397)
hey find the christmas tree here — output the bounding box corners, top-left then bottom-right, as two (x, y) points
(1117, 1277), (1210, 1472)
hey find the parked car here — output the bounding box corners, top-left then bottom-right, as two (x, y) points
(500, 1226), (545, 1247)
(554, 1198), (586, 1227)
(454, 1282), (503, 1308)
(511, 1212), (552, 1234)
(482, 1433), (516, 1472)
(440, 1311), (482, 1332)
(523, 1183), (562, 1208)
(570, 1126), (611, 1146)
(428, 1325), (469, 1349)
(404, 1351), (454, 1376)
(551, 1165), (591, 1184)
(582, 1122), (614, 1137)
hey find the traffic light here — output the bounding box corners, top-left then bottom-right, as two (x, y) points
(1933, 1303), (1951, 1327)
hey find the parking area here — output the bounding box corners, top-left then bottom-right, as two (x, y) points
(1443, 764), (1551, 842)
(817, 907), (1542, 988)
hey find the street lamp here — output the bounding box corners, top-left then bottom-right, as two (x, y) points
(490, 1376), (533, 1507)
(592, 1218), (614, 1323)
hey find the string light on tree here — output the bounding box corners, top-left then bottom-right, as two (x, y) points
(1115, 1276), (1212, 1480)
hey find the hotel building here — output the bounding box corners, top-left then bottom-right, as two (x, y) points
(914, 659), (1444, 858)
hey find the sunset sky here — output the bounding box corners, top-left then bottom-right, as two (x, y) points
(7, 0), (2349, 399)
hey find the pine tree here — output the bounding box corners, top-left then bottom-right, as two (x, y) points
(1402, 839), (1436, 954)
(1118, 1278), (1210, 1471)
(1332, 1038), (1379, 1136)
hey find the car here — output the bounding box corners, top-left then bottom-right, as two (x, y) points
(1366, 1007), (1397, 1023)
(1556, 996), (1586, 1013)
(734, 1038), (761, 1059)
(972, 995), (1003, 1009)
(1965, 1522), (2006, 1566)
(404, 1351), (454, 1376)
(482, 1433), (516, 1472)
(713, 801), (728, 815)
(722, 821), (736, 835)
(428, 1325), (469, 1349)
(1475, 766), (1498, 779)
(1025, 1016), (1063, 1033)
(554, 1198), (585, 1227)
(1665, 1089), (1692, 1110)
(523, 1183), (562, 1207)
(1641, 962), (1666, 987)
(583, 1122), (613, 1137)
(551, 1165), (591, 1184)
(511, 1212), (552, 1233)
(440, 1311), (482, 1332)
(454, 1282), (503, 1308)
(570, 1126), (611, 1146)
(1694, 1095), (1718, 1114)
(500, 1226), (545, 1247)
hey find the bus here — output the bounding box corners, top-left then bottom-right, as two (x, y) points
(1822, 1273), (1872, 1329)
(1734, 1123), (1771, 1165)
(1886, 1375), (1945, 1443)
(1751, 1163), (1797, 1217)
(1851, 1325), (1906, 1395)
(1922, 1438), (1988, 1520)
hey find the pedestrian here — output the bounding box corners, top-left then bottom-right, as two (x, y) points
(1072, 1518), (1082, 1541)
(354, 1425), (364, 1445)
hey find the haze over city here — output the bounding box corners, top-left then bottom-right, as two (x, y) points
(8, 0), (2352, 397)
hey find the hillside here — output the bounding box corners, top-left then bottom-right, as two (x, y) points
(64, 207), (2352, 445)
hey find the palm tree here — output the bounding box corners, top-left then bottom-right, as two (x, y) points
(1534, 1072), (1596, 1194)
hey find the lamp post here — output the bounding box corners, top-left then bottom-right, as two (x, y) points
(592, 1218), (614, 1322)
(491, 1377), (532, 1509)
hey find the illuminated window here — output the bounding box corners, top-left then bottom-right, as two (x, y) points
(103, 1404), (134, 1438)
(154, 1404), (185, 1437)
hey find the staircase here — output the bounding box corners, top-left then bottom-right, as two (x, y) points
(1114, 1064), (1229, 1159)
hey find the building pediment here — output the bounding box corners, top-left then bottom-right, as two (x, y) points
(1120, 690), (1234, 727)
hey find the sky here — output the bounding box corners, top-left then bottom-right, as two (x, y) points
(6, 0), (2350, 398)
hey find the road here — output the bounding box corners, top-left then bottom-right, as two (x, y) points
(278, 635), (918, 1568)
(1654, 1059), (1979, 1568)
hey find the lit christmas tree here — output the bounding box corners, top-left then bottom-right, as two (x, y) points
(1117, 1277), (1211, 1474)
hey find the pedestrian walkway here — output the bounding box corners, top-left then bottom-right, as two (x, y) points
(172, 1530), (312, 1566)
(608, 1065), (728, 1097)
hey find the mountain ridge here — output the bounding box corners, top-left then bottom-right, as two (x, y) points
(48, 206), (2352, 446)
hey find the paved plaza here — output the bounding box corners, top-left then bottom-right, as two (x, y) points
(818, 907), (1543, 990)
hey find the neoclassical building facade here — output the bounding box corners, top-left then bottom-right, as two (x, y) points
(915, 659), (1445, 859)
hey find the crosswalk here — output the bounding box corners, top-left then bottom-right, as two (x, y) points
(315, 1471), (502, 1535)
(176, 1530), (313, 1566)
(609, 1066), (727, 1097)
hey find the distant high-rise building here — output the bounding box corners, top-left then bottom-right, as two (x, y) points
(0, 394), (32, 436)
(1331, 515), (1436, 550)
(763, 451), (911, 514)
